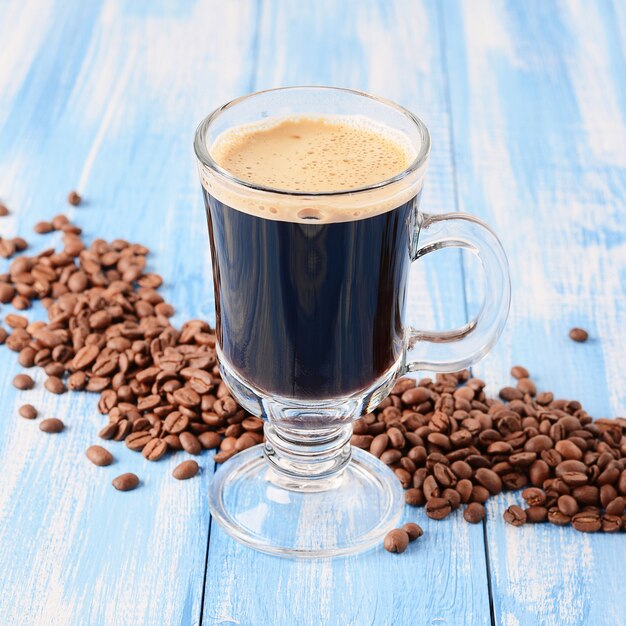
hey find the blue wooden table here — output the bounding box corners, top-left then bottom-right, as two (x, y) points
(0, 1), (625, 624)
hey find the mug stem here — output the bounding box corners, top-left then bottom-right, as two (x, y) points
(263, 422), (353, 491)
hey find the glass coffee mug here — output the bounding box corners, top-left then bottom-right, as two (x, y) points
(194, 87), (510, 557)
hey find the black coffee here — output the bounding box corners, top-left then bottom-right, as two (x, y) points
(203, 115), (420, 399)
(203, 192), (421, 399)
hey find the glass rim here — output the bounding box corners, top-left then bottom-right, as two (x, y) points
(193, 86), (431, 198)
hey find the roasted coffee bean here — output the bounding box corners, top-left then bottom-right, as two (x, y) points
(605, 497), (625, 516)
(163, 411), (189, 434)
(235, 432), (258, 452)
(384, 528), (410, 553)
(39, 418), (64, 433)
(509, 452), (537, 467)
(18, 404), (37, 419)
(67, 190), (82, 206)
(517, 378), (536, 396)
(569, 327), (589, 343)
(525, 506), (548, 523)
(112, 473), (139, 491)
(470, 485), (490, 504)
(450, 460), (473, 480)
(463, 502), (486, 523)
(499, 387), (523, 401)
(126, 431), (153, 451)
(0, 283), (16, 303)
(380, 449), (402, 465)
(198, 431), (222, 450)
(557, 495), (579, 516)
(405, 488), (425, 507)
(522, 487), (547, 506)
(426, 497), (452, 520)
(0, 203), (8, 216)
(44, 375), (66, 394)
(475, 468), (502, 495)
(402, 522), (423, 541)
(503, 505), (527, 526)
(370, 433), (389, 457)
(86, 445), (113, 466)
(572, 512), (601, 532)
(423, 475), (440, 500)
(98, 422), (119, 440)
(401, 387), (431, 406)
(547, 507), (571, 526)
(142, 438), (168, 461)
(13, 373), (34, 390)
(351, 434), (373, 449)
(525, 435), (553, 453)
(510, 365), (529, 380)
(572, 485), (599, 506)
(33, 222), (54, 235)
(601, 514), (622, 533)
(555, 439), (583, 461)
(442, 488), (461, 510)
(433, 463), (457, 487)
(180, 431), (202, 455)
(456, 479), (473, 503)
(173, 459), (199, 480)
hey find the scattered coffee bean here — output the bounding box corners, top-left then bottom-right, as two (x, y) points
(503, 505), (527, 527)
(34, 221), (54, 234)
(173, 459), (200, 480)
(569, 327), (589, 342)
(0, 204), (9, 216)
(67, 190), (82, 206)
(13, 373), (34, 390)
(44, 375), (66, 394)
(464, 502), (486, 523)
(402, 522), (423, 541)
(383, 528), (410, 553)
(86, 445), (113, 466)
(18, 404), (37, 419)
(39, 418), (64, 433)
(510, 365), (529, 379)
(112, 473), (139, 491)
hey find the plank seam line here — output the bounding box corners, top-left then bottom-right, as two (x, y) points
(199, 2), (264, 623)
(434, 4), (496, 626)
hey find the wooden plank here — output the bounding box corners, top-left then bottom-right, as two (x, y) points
(0, 1), (259, 624)
(441, 0), (626, 624)
(202, 2), (492, 625)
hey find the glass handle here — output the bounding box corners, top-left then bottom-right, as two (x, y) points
(405, 212), (511, 373)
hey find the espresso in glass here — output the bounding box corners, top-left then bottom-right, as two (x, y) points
(202, 115), (420, 400)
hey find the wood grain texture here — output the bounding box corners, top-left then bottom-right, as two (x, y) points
(1, 0), (625, 625)
(0, 1), (259, 625)
(441, 1), (626, 625)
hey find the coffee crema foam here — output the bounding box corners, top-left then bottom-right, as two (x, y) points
(200, 115), (427, 224)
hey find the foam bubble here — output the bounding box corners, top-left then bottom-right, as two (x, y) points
(199, 114), (427, 224)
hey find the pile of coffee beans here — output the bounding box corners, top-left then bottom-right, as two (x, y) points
(0, 204), (264, 490)
(357, 368), (626, 545)
(2, 200), (624, 546)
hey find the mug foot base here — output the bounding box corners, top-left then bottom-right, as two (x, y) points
(209, 445), (404, 558)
